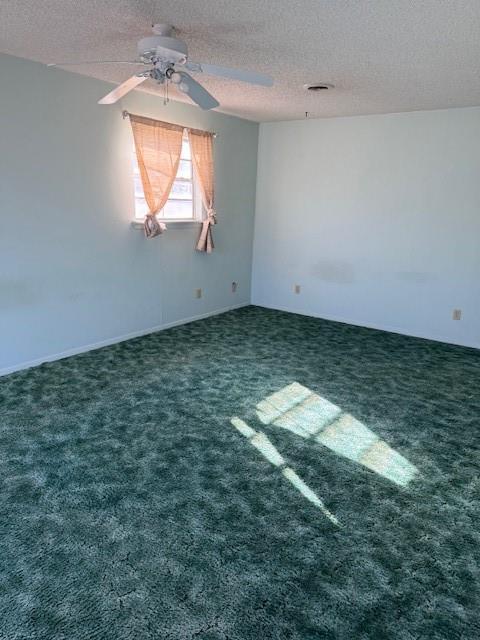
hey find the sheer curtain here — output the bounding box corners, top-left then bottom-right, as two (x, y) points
(129, 114), (184, 238)
(188, 129), (216, 253)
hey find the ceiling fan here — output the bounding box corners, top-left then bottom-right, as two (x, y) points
(48, 24), (273, 110)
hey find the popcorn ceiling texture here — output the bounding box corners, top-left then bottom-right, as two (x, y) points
(1, 0), (480, 121)
(0, 306), (479, 639)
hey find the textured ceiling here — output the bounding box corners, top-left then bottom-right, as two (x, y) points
(1, 0), (480, 122)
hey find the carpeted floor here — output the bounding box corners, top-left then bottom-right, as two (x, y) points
(0, 306), (479, 640)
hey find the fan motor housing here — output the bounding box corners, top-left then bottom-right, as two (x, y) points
(137, 35), (188, 64)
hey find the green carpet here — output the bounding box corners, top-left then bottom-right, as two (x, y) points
(0, 305), (479, 639)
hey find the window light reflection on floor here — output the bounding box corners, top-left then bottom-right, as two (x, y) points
(256, 382), (418, 488)
(231, 383), (418, 524)
(231, 417), (340, 526)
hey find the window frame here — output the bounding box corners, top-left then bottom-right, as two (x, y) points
(132, 129), (204, 224)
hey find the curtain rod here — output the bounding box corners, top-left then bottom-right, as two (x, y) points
(122, 110), (218, 138)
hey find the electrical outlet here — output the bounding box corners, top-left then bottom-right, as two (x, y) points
(452, 309), (462, 321)
(294, 284), (301, 294)
(195, 288), (202, 299)
(232, 281), (238, 293)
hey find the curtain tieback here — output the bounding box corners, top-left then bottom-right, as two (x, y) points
(206, 208), (217, 225)
(144, 214), (166, 239)
(196, 208), (216, 253)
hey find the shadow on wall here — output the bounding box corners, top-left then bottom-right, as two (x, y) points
(231, 382), (419, 525)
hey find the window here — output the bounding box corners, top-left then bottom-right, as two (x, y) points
(133, 131), (203, 222)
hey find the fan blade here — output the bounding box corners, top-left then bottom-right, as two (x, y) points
(176, 72), (219, 110)
(98, 75), (148, 105)
(48, 61), (143, 67)
(186, 62), (273, 87)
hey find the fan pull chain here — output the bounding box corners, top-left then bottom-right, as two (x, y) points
(163, 79), (169, 106)
(150, 0), (157, 27)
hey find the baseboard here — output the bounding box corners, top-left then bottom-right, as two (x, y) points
(0, 302), (249, 378)
(3, 300), (476, 377)
(253, 302), (480, 351)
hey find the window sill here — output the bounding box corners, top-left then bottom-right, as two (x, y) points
(131, 219), (201, 230)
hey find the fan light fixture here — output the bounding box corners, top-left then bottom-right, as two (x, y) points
(48, 24), (274, 111)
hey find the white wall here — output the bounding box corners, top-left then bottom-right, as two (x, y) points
(0, 53), (258, 374)
(252, 107), (480, 348)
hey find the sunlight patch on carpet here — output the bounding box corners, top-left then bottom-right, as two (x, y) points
(231, 417), (339, 525)
(256, 383), (418, 487)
